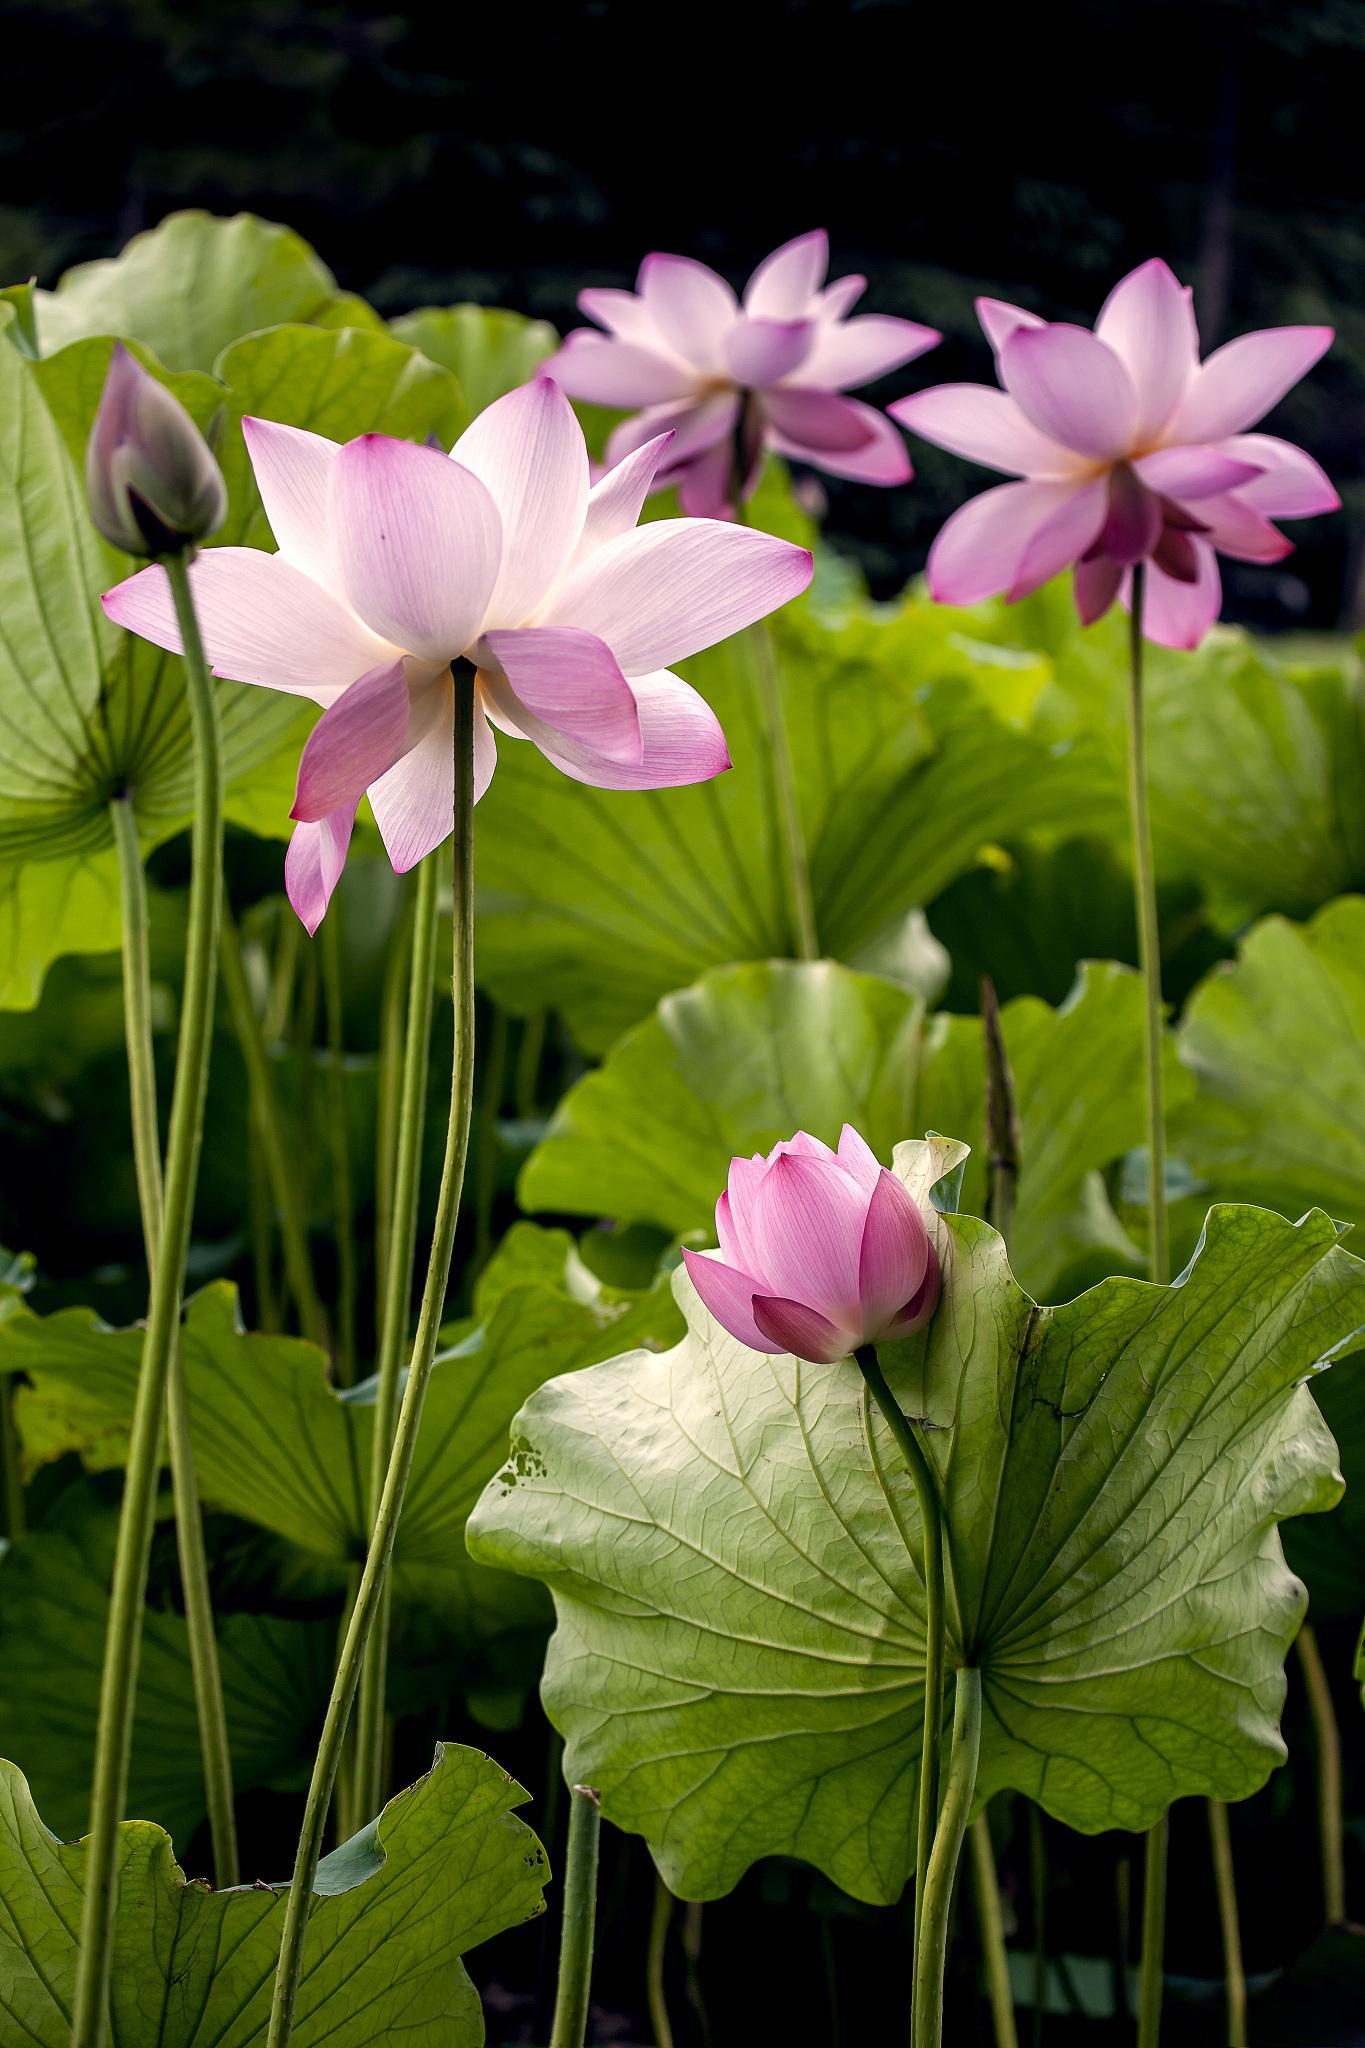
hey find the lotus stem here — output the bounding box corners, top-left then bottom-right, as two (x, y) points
(1206, 1800), (1247, 2047)
(320, 910), (357, 1384)
(550, 1784), (603, 2048)
(1297, 1623), (1346, 1924)
(646, 1870), (676, 2048)
(913, 1666), (983, 2048)
(970, 1809), (1019, 2048)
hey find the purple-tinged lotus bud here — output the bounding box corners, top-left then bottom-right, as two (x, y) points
(86, 343), (227, 559)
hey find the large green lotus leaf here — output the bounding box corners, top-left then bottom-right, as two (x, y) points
(390, 304), (558, 415)
(468, 1142), (1361, 1903)
(1, 1230), (682, 1641)
(1035, 611), (1365, 926)
(474, 578), (1102, 1053)
(29, 210), (382, 371)
(0, 1488), (334, 1844)
(0, 1741), (545, 2048)
(521, 957), (1188, 1302)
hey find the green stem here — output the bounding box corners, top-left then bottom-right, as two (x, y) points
(110, 793), (238, 1892)
(646, 1871), (676, 2048)
(854, 1344), (946, 1975)
(970, 1811), (1019, 2048)
(265, 674), (477, 2048)
(374, 892), (415, 1331)
(352, 854), (442, 1824)
(1125, 564), (1168, 1289)
(72, 551), (224, 2048)
(473, 1006), (509, 1273)
(913, 1667), (983, 2048)
(219, 910), (328, 1351)
(515, 1010), (547, 1120)
(1136, 1814), (1168, 2048)
(981, 975), (1019, 1251)
(550, 1784), (602, 2048)
(1206, 1801), (1246, 2048)
(320, 911), (357, 1385)
(1297, 1623), (1346, 1924)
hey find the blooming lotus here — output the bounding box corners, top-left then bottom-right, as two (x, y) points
(680, 1127), (940, 1364)
(890, 259), (1337, 648)
(103, 378), (813, 930)
(545, 231), (939, 518)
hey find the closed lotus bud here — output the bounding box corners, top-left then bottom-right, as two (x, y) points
(681, 1124), (941, 1364)
(86, 343), (227, 558)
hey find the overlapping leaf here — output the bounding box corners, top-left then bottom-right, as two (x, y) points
(390, 303), (558, 413)
(470, 1140), (1363, 1903)
(0, 1741), (545, 2047)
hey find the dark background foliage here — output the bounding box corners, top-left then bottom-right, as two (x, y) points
(7, 0), (1365, 620)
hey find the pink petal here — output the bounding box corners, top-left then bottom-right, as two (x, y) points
(976, 297), (1045, 364)
(1002, 324), (1138, 459)
(242, 418), (340, 587)
(857, 1169), (931, 1337)
(103, 549), (393, 704)
(503, 666), (730, 791)
(1132, 445), (1264, 499)
(542, 518), (812, 674)
(292, 658), (414, 823)
(1216, 435), (1340, 519)
(367, 686), (465, 872)
(479, 627), (642, 764)
(676, 440), (736, 519)
(797, 314), (940, 392)
(816, 274), (866, 320)
(888, 385), (1083, 477)
(927, 479), (1103, 607)
(605, 393), (740, 473)
(836, 1125), (883, 1194)
(285, 803), (357, 934)
(1093, 258), (1198, 443)
(1074, 554), (1123, 626)
(765, 392), (910, 485)
(1167, 326), (1334, 442)
(751, 1152), (865, 1325)
(547, 332), (697, 407)
(744, 230), (829, 319)
(725, 316), (815, 387)
(450, 378), (589, 625)
(880, 1255), (942, 1340)
(637, 252), (738, 371)
(576, 287), (656, 344)
(1124, 543), (1222, 650)
(330, 436), (502, 661)
(1100, 467), (1162, 565)
(573, 432), (676, 565)
(750, 1294), (850, 1364)
(1009, 479), (1109, 598)
(1196, 493), (1295, 565)
(715, 1189), (754, 1272)
(680, 1249), (780, 1353)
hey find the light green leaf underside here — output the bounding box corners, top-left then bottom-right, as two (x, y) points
(474, 588), (1104, 1053)
(469, 1157), (1361, 1903)
(0, 1741), (545, 2048)
(389, 304), (558, 415)
(522, 956), (1188, 1302)
(0, 1492), (334, 1844)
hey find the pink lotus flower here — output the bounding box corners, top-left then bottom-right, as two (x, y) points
(890, 259), (1338, 648)
(680, 1127), (940, 1363)
(103, 378), (813, 930)
(545, 231), (939, 518)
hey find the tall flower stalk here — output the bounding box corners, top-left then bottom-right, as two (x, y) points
(549, 1783), (603, 2048)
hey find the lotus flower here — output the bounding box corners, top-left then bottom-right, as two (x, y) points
(87, 343), (226, 559)
(103, 378), (813, 930)
(680, 1127), (940, 1363)
(545, 231), (939, 517)
(890, 259), (1337, 648)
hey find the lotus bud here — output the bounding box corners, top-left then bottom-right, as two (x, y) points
(86, 343), (227, 559)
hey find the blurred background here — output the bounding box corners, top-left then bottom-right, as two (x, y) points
(6, 0), (1364, 625)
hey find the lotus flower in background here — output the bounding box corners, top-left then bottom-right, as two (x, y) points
(103, 378), (813, 930)
(545, 231), (939, 517)
(891, 258), (1338, 648)
(87, 343), (227, 559)
(681, 1126), (940, 1364)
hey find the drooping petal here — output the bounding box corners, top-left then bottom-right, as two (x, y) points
(889, 384), (1083, 477)
(284, 802), (357, 934)
(1125, 542), (1222, 650)
(680, 1249), (780, 1353)
(1166, 326), (1334, 442)
(103, 549), (395, 703)
(750, 1294), (850, 1364)
(450, 379), (589, 625)
(857, 1169), (931, 1337)
(797, 314), (940, 391)
(725, 316), (815, 387)
(292, 658), (413, 823)
(1196, 493), (1295, 564)
(750, 1151), (865, 1324)
(547, 332), (698, 407)
(764, 392), (911, 484)
(1099, 466), (1162, 565)
(637, 252), (738, 372)
(975, 297), (1045, 364)
(572, 433), (676, 566)
(367, 683), (463, 872)
(676, 440), (735, 519)
(1001, 324), (1138, 459)
(330, 435), (502, 661)
(605, 393), (739, 473)
(241, 417), (340, 587)
(1093, 258), (1198, 443)
(880, 1256), (942, 1340)
(927, 480), (1103, 607)
(1009, 478), (1108, 597)
(501, 667), (729, 791)
(744, 230), (829, 319)
(479, 627), (642, 764)
(1216, 434), (1340, 519)
(1132, 445), (1264, 499)
(1074, 553), (1124, 626)
(542, 518), (812, 674)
